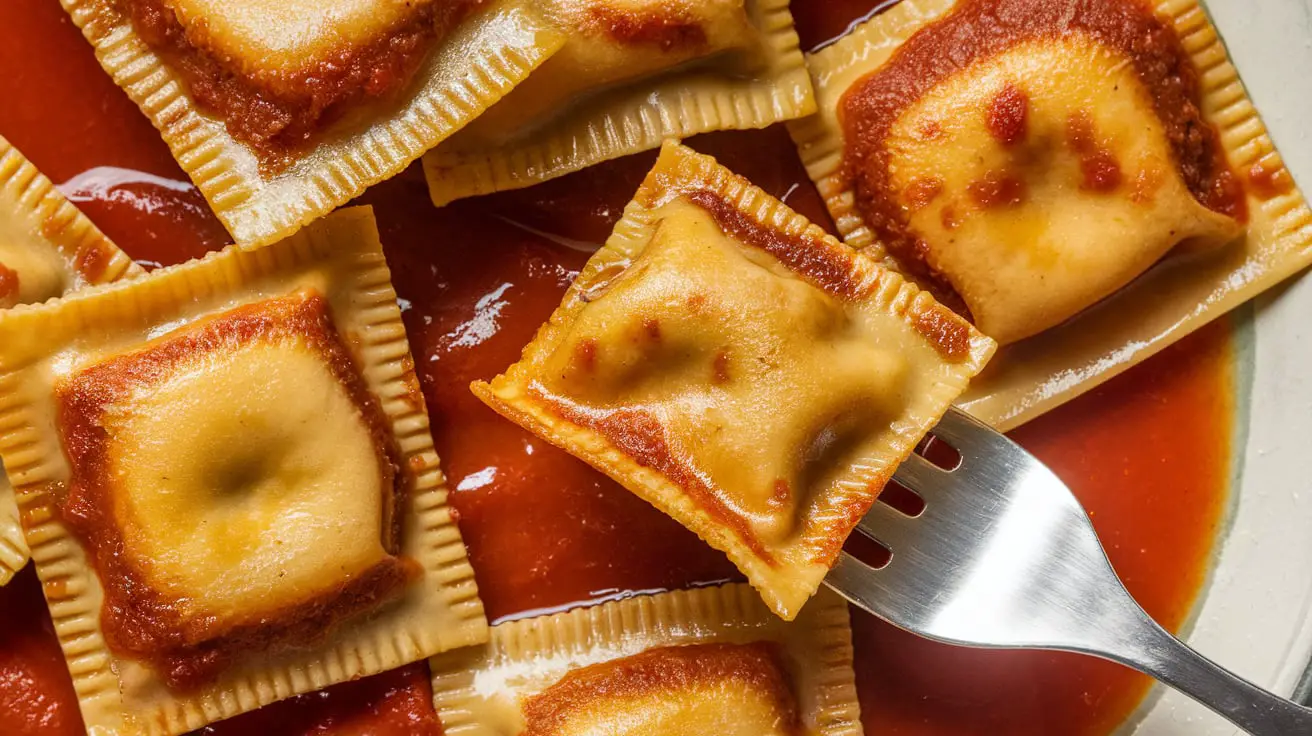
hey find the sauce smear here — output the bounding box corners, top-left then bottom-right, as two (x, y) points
(0, 1), (1233, 735)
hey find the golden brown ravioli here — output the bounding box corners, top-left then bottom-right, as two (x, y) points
(472, 142), (994, 618)
(423, 0), (814, 205)
(829, 0), (1244, 345)
(0, 207), (485, 735)
(790, 0), (1312, 428)
(115, 0), (480, 158)
(871, 34), (1242, 344)
(62, 0), (564, 246)
(56, 291), (419, 689)
(521, 643), (801, 736)
(430, 583), (864, 736)
(460, 0), (760, 138)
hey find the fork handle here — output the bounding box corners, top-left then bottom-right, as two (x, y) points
(1109, 614), (1312, 735)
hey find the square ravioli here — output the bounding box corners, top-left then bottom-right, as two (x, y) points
(422, 0), (815, 205)
(0, 207), (486, 735)
(61, 0), (565, 246)
(56, 291), (418, 689)
(430, 583), (863, 735)
(0, 135), (142, 587)
(789, 0), (1312, 428)
(473, 142), (995, 619)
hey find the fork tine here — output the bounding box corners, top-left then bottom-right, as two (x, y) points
(856, 499), (916, 549)
(889, 452), (943, 496)
(928, 407), (1004, 459)
(825, 551), (894, 615)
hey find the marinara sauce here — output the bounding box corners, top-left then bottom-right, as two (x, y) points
(0, 1), (1232, 734)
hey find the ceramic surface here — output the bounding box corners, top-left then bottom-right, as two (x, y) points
(1132, 1), (1312, 733)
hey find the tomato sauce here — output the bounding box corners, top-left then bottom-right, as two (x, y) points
(0, 1), (1233, 734)
(113, 0), (477, 164)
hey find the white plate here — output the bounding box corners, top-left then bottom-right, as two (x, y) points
(1132, 1), (1312, 733)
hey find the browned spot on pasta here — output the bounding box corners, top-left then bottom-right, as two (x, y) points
(641, 316), (662, 341)
(1248, 158), (1295, 200)
(902, 176), (944, 212)
(583, 3), (709, 52)
(574, 338), (598, 373)
(804, 469), (890, 565)
(1067, 111), (1123, 193)
(967, 170), (1027, 209)
(985, 82), (1028, 147)
(686, 189), (868, 301)
(0, 262), (19, 308)
(768, 479), (791, 511)
(74, 241), (113, 283)
(712, 349), (732, 385)
(911, 302), (975, 361)
(940, 204), (961, 231)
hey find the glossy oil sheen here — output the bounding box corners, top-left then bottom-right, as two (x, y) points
(0, 0), (1233, 734)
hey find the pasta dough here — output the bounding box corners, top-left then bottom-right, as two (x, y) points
(430, 583), (863, 736)
(472, 142), (993, 618)
(0, 207), (486, 735)
(789, 0), (1312, 428)
(423, 0), (813, 205)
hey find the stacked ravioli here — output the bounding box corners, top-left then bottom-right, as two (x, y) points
(0, 0), (1309, 734)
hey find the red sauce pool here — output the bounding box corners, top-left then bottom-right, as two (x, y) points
(0, 1), (1233, 734)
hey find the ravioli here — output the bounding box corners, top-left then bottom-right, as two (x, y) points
(430, 583), (864, 736)
(56, 291), (418, 689)
(423, 0), (814, 205)
(0, 207), (485, 735)
(472, 142), (994, 618)
(521, 643), (801, 736)
(0, 135), (141, 587)
(62, 0), (565, 246)
(826, 0), (1246, 345)
(455, 0), (760, 139)
(116, 0), (479, 159)
(790, 0), (1312, 428)
(871, 33), (1243, 343)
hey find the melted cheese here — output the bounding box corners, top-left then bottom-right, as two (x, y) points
(460, 0), (758, 141)
(884, 35), (1242, 344)
(537, 198), (908, 547)
(105, 337), (390, 621)
(521, 643), (801, 736)
(164, 0), (432, 75)
(0, 238), (70, 307)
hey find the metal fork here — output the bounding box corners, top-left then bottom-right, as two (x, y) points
(825, 407), (1312, 736)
